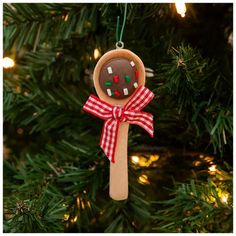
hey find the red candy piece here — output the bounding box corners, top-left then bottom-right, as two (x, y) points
(114, 90), (121, 97)
(135, 70), (139, 79)
(113, 75), (119, 83)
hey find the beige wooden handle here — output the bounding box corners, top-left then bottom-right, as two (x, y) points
(109, 122), (129, 200)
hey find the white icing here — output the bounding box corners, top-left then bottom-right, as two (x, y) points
(123, 88), (128, 95)
(107, 89), (112, 96)
(130, 61), (135, 67)
(107, 67), (113, 74)
(133, 82), (138, 88)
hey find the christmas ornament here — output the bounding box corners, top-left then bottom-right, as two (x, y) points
(83, 48), (154, 200)
(83, 3), (154, 200)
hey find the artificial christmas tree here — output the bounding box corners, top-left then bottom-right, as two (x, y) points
(3, 3), (233, 233)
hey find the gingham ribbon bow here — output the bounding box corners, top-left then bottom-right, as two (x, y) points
(83, 86), (154, 163)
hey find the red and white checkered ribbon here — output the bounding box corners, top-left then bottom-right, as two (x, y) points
(83, 86), (154, 163)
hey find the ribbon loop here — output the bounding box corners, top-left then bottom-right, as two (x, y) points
(83, 86), (155, 163)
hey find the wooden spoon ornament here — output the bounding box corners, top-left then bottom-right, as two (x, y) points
(83, 47), (155, 200)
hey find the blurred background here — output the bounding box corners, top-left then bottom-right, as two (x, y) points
(3, 2), (233, 233)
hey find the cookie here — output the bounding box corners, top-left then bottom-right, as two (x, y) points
(99, 57), (139, 99)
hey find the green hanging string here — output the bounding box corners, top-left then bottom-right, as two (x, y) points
(116, 3), (128, 45)
(116, 16), (120, 43)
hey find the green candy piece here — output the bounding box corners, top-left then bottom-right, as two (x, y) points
(105, 81), (112, 86)
(125, 75), (131, 82)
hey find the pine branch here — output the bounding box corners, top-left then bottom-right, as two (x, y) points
(3, 3), (102, 51)
(100, 184), (152, 233)
(152, 176), (232, 233)
(4, 189), (67, 233)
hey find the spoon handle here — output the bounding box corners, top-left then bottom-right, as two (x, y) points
(109, 122), (129, 200)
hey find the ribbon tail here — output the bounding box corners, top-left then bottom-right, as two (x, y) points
(125, 112), (154, 138)
(100, 119), (120, 163)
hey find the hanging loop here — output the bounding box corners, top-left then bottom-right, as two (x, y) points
(116, 41), (124, 49)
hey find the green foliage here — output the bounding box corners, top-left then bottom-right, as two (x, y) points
(154, 44), (232, 154)
(4, 195), (67, 233)
(3, 3), (99, 51)
(193, 104), (232, 155)
(3, 156), (67, 233)
(100, 191), (151, 232)
(157, 45), (215, 114)
(152, 173), (233, 233)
